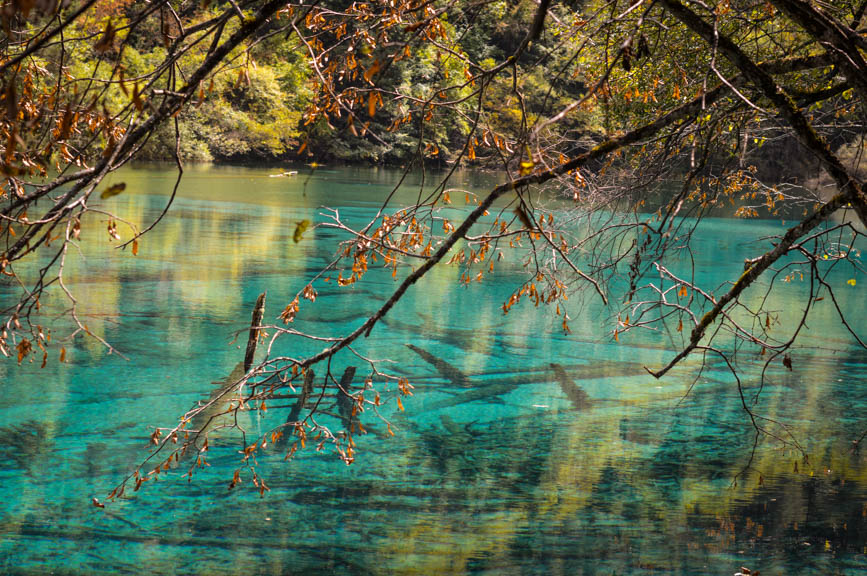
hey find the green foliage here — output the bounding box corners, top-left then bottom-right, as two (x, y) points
(126, 0), (599, 165)
(51, 4), (311, 164)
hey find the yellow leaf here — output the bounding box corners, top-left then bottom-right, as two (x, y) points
(847, 278), (856, 286)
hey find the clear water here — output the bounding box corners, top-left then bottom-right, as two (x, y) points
(1, 165), (865, 575)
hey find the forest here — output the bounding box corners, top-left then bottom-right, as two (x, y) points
(10, 0), (602, 166)
(8, 0), (860, 180)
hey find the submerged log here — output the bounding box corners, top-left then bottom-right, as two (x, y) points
(425, 382), (516, 411)
(243, 292), (266, 373)
(439, 414), (481, 439)
(550, 363), (593, 410)
(406, 343), (471, 388)
(188, 360), (245, 436)
(286, 368), (315, 425)
(183, 293), (266, 456)
(387, 315), (478, 350)
(405, 361), (647, 384)
(412, 360), (642, 412)
(336, 366), (358, 431)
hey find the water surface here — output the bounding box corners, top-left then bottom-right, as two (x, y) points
(1, 164), (865, 575)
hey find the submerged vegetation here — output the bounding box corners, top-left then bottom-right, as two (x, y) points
(0, 420), (52, 473)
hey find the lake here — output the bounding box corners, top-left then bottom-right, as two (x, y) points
(1, 164), (865, 574)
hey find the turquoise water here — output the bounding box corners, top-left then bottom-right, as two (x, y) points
(1, 165), (865, 575)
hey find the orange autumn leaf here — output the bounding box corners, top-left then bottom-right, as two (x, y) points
(363, 59), (380, 83)
(368, 92), (378, 117)
(16, 338), (31, 364)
